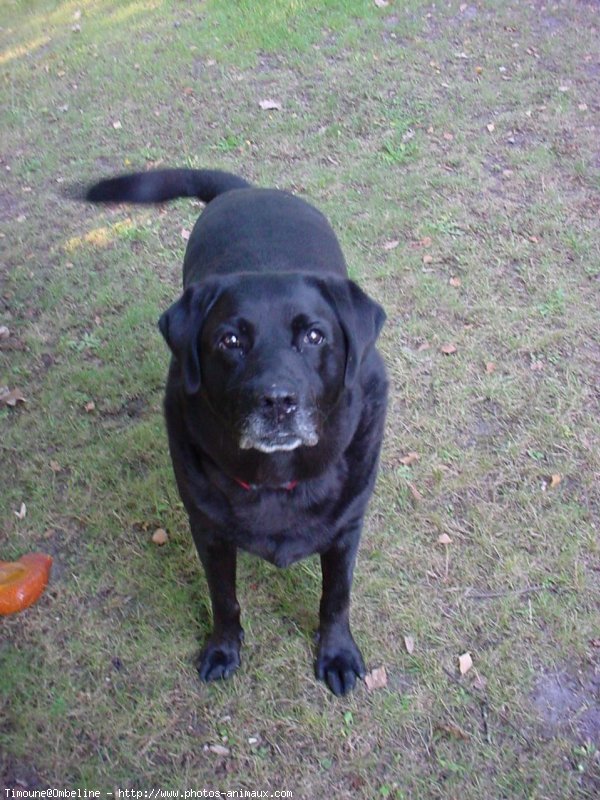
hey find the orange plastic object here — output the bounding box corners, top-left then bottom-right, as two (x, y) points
(0, 553), (53, 615)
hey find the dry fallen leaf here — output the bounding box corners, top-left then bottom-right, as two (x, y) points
(152, 528), (169, 545)
(408, 483), (423, 502)
(411, 236), (432, 248)
(549, 473), (562, 488)
(404, 636), (415, 654)
(459, 652), (473, 675)
(400, 452), (419, 466)
(438, 533), (452, 545)
(49, 460), (62, 473)
(443, 131), (454, 141)
(436, 721), (470, 740)
(14, 502), (27, 520)
(440, 343), (457, 355)
(84, 400), (95, 413)
(422, 254), (434, 265)
(208, 744), (230, 757)
(0, 387), (27, 407)
(258, 99), (281, 111)
(485, 361), (496, 374)
(181, 228), (191, 241)
(364, 666), (388, 691)
(383, 239), (400, 251)
(449, 276), (461, 287)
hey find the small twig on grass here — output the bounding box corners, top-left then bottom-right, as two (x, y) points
(480, 700), (490, 745)
(463, 584), (547, 600)
(442, 666), (533, 748)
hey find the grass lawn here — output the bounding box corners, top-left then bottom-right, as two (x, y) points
(1, 0), (599, 796)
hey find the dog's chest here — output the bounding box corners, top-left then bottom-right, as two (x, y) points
(227, 489), (336, 568)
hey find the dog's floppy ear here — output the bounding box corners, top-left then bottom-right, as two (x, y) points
(158, 282), (222, 394)
(318, 277), (386, 387)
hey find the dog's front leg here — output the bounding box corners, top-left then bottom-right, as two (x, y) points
(315, 529), (366, 696)
(191, 528), (244, 682)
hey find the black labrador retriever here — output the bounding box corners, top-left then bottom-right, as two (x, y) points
(85, 168), (388, 695)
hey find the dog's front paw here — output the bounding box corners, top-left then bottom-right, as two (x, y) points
(198, 634), (242, 682)
(315, 631), (366, 696)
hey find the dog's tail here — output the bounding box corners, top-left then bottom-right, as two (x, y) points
(85, 168), (251, 205)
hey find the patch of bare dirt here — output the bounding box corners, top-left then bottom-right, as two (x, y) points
(531, 666), (600, 745)
(0, 755), (46, 791)
(0, 190), (26, 223)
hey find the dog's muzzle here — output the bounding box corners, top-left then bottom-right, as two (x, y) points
(238, 387), (319, 453)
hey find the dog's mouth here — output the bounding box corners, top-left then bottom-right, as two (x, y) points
(240, 434), (303, 454)
(239, 431), (319, 453)
(238, 411), (319, 453)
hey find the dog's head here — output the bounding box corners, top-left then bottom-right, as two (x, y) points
(159, 273), (384, 454)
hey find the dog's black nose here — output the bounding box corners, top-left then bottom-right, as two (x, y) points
(259, 387), (298, 421)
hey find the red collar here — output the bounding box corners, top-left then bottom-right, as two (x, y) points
(234, 477), (298, 492)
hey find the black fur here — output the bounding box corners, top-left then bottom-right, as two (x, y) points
(86, 168), (387, 695)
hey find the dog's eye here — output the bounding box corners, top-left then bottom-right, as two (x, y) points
(219, 333), (242, 350)
(304, 328), (325, 346)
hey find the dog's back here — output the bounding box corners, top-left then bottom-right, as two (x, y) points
(86, 168), (348, 284)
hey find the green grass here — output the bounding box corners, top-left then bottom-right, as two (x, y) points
(2, 0), (600, 796)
